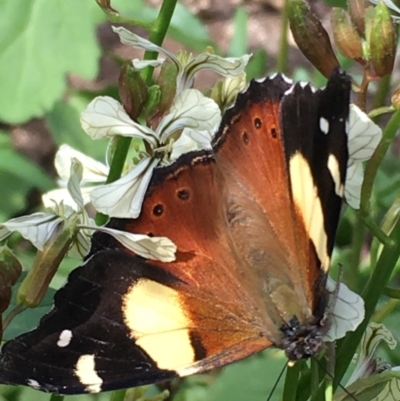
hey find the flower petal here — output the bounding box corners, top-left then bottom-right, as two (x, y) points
(345, 162), (364, 209)
(81, 96), (158, 147)
(348, 104), (382, 162)
(185, 53), (251, 77)
(221, 72), (248, 106)
(112, 26), (179, 68)
(132, 59), (165, 69)
(170, 131), (199, 161)
(0, 213), (63, 250)
(178, 53), (251, 91)
(323, 277), (365, 342)
(90, 157), (160, 218)
(54, 144), (108, 183)
(157, 89), (221, 143)
(90, 226), (177, 262)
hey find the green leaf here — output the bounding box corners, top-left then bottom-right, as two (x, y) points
(0, 131), (54, 220)
(228, 8), (248, 57)
(0, 0), (103, 123)
(245, 49), (268, 80)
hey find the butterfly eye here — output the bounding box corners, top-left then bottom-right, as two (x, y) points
(153, 204), (164, 216)
(242, 131), (249, 144)
(254, 118), (262, 129)
(271, 127), (277, 138)
(177, 189), (190, 200)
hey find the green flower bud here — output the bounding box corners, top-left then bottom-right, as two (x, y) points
(369, 1), (396, 77)
(119, 61), (148, 120)
(288, 0), (340, 78)
(17, 219), (76, 308)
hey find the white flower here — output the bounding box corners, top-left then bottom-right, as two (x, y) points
(2, 159), (176, 262)
(346, 104), (382, 209)
(347, 323), (397, 386)
(111, 26), (251, 93)
(42, 144), (109, 211)
(323, 277), (364, 342)
(81, 89), (221, 218)
(336, 323), (400, 401)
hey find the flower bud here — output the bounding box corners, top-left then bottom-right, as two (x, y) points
(17, 219), (76, 307)
(0, 246), (22, 339)
(119, 61), (148, 120)
(391, 86), (400, 109)
(95, 0), (118, 15)
(155, 60), (177, 117)
(348, 0), (369, 36)
(331, 8), (364, 62)
(288, 0), (340, 78)
(369, 1), (396, 77)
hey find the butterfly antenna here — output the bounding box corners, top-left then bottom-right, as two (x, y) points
(266, 360), (288, 401)
(311, 355), (359, 401)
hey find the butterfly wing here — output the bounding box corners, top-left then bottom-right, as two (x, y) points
(212, 70), (350, 321)
(0, 154), (272, 395)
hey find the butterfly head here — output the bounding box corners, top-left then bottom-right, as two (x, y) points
(280, 316), (330, 361)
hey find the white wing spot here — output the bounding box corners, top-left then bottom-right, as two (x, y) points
(75, 354), (103, 393)
(57, 329), (73, 347)
(320, 117), (329, 134)
(27, 379), (41, 390)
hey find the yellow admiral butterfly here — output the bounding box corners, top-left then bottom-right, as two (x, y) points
(0, 69), (351, 394)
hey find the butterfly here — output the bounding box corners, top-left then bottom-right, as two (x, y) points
(0, 69), (352, 395)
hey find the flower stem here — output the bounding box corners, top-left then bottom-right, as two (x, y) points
(96, 0), (178, 226)
(277, 0), (290, 73)
(360, 109), (400, 218)
(282, 362), (300, 401)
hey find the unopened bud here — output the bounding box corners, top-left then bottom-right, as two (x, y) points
(119, 61), (148, 120)
(391, 86), (400, 109)
(288, 0), (340, 78)
(331, 8), (364, 62)
(95, 0), (118, 15)
(155, 60), (177, 117)
(348, 0), (369, 36)
(0, 246), (22, 314)
(17, 219), (76, 307)
(0, 246), (22, 339)
(369, 1), (396, 77)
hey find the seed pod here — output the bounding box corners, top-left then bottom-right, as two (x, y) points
(369, 1), (396, 77)
(288, 0), (340, 78)
(331, 8), (364, 62)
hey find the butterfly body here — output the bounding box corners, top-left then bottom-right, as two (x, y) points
(0, 70), (350, 394)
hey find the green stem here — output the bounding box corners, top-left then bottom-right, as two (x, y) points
(346, 215), (364, 291)
(372, 75), (391, 114)
(373, 298), (400, 321)
(334, 217), (400, 387)
(277, 0), (290, 72)
(282, 362), (300, 401)
(95, 0), (178, 226)
(360, 109), (400, 216)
